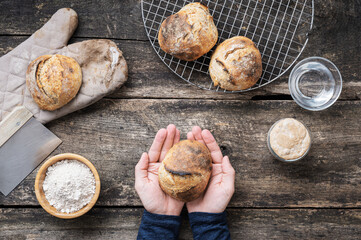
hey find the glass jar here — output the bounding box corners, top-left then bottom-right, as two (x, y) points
(267, 118), (311, 162)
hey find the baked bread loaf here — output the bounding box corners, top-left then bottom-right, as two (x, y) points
(158, 2), (218, 61)
(209, 36), (262, 90)
(26, 54), (82, 111)
(158, 140), (212, 202)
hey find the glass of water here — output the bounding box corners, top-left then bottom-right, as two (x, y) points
(289, 57), (342, 111)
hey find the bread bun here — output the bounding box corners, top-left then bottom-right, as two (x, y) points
(209, 36), (262, 90)
(26, 54), (82, 111)
(158, 2), (218, 61)
(158, 140), (212, 202)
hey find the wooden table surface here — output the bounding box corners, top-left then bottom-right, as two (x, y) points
(1, 0), (361, 239)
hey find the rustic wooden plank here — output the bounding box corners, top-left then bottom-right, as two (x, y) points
(0, 1), (360, 100)
(0, 36), (360, 100)
(0, 0), (360, 42)
(1, 208), (361, 239)
(0, 99), (360, 207)
(0, 0), (146, 40)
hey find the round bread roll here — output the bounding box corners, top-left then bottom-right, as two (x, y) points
(209, 36), (262, 91)
(158, 2), (218, 61)
(26, 54), (82, 111)
(158, 140), (212, 202)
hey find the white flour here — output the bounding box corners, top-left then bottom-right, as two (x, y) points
(43, 160), (96, 214)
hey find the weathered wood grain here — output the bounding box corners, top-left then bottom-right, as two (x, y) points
(1, 208), (361, 239)
(0, 0), (360, 100)
(1, 0), (360, 238)
(0, 99), (360, 207)
(0, 0), (146, 40)
(0, 36), (360, 100)
(1, 0), (360, 42)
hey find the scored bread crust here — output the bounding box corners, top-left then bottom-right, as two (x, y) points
(209, 36), (262, 91)
(158, 140), (212, 202)
(26, 54), (82, 111)
(158, 2), (218, 61)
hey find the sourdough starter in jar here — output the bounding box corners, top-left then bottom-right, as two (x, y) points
(268, 118), (311, 162)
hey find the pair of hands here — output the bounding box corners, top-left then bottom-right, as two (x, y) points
(135, 124), (235, 216)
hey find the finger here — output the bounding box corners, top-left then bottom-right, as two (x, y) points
(221, 156), (235, 193)
(148, 128), (167, 163)
(135, 153), (149, 184)
(187, 132), (195, 140)
(192, 126), (205, 145)
(159, 124), (177, 161)
(174, 129), (181, 144)
(201, 129), (223, 164)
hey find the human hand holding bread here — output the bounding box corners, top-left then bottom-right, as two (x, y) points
(186, 126), (235, 213)
(135, 125), (235, 215)
(135, 125), (184, 216)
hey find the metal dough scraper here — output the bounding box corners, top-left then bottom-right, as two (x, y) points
(0, 106), (62, 196)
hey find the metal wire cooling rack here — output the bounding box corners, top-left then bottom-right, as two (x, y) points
(141, 0), (314, 93)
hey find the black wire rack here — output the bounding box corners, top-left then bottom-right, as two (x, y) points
(141, 0), (314, 93)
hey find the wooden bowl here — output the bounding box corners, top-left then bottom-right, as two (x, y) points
(35, 153), (101, 219)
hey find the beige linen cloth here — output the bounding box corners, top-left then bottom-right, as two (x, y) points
(0, 8), (128, 124)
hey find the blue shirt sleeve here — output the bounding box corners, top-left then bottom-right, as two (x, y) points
(188, 211), (231, 240)
(137, 209), (182, 240)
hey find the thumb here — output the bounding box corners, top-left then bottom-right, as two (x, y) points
(33, 8), (78, 50)
(221, 156), (235, 192)
(135, 152), (149, 184)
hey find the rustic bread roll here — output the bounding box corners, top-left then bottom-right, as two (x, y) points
(209, 36), (262, 91)
(158, 140), (212, 202)
(26, 54), (82, 111)
(158, 2), (218, 61)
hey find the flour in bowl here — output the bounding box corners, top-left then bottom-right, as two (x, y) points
(42, 160), (96, 213)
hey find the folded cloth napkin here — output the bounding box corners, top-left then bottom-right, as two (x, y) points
(0, 8), (128, 123)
